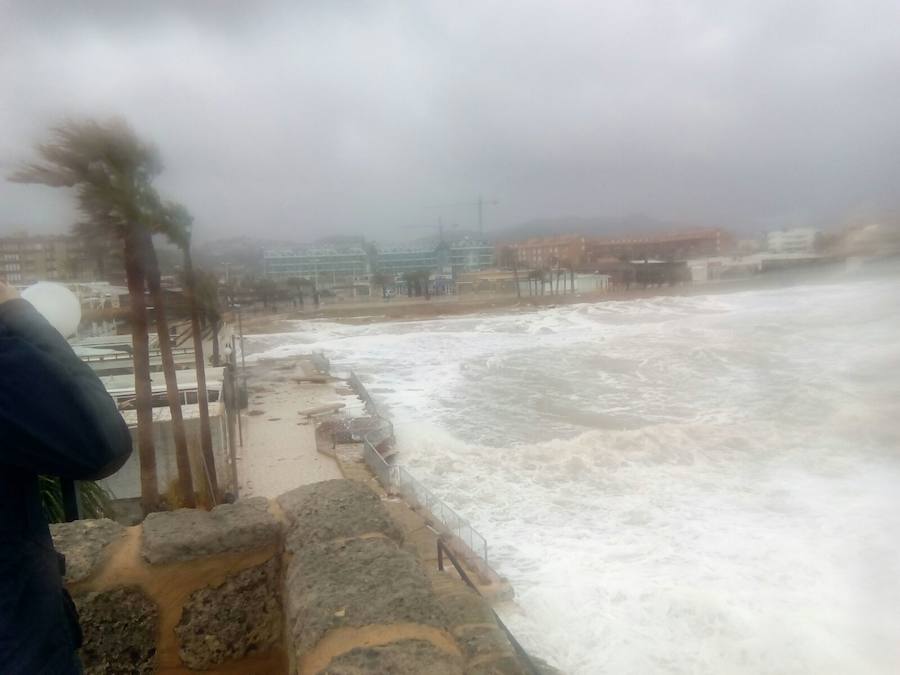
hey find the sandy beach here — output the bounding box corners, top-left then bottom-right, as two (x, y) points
(237, 270), (840, 333)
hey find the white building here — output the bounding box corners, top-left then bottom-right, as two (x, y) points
(98, 368), (231, 502)
(573, 273), (611, 293)
(767, 228), (820, 254)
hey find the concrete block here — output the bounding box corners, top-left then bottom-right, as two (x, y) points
(75, 586), (158, 675)
(175, 558), (281, 669)
(141, 497), (279, 565)
(285, 537), (447, 657)
(277, 479), (401, 551)
(50, 518), (126, 583)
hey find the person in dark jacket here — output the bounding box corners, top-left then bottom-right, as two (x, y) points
(0, 281), (132, 674)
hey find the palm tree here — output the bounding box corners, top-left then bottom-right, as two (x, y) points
(498, 246), (522, 300)
(159, 202), (220, 504)
(40, 476), (112, 522)
(417, 270), (431, 300)
(286, 276), (304, 308)
(10, 118), (164, 512)
(194, 269), (224, 366)
(370, 272), (391, 299)
(253, 277), (277, 310)
(527, 269), (542, 296)
(140, 226), (195, 507)
(401, 271), (415, 297)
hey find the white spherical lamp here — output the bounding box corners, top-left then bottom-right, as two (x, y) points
(22, 282), (83, 338)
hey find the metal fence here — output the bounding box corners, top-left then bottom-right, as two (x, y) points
(351, 369), (490, 570)
(362, 437), (489, 570)
(347, 370), (381, 417)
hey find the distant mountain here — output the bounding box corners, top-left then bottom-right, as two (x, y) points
(495, 214), (695, 241)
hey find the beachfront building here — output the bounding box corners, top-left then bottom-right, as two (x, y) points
(499, 235), (590, 270)
(498, 229), (733, 275)
(377, 245), (447, 279)
(449, 237), (495, 275)
(263, 239), (494, 296)
(573, 273), (612, 293)
(0, 233), (127, 284)
(456, 269), (521, 295)
(374, 238), (493, 280)
(0, 233), (102, 284)
(263, 246), (372, 294)
(587, 228), (732, 261)
(766, 227), (820, 254)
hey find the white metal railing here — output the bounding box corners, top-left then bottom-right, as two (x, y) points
(349, 369), (490, 569)
(362, 437), (489, 569)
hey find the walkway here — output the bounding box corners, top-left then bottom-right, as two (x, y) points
(236, 357), (343, 498)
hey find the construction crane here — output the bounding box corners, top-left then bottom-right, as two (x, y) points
(404, 218), (459, 243)
(431, 194), (499, 234)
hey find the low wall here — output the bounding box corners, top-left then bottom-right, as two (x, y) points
(52, 499), (284, 674)
(52, 479), (544, 675)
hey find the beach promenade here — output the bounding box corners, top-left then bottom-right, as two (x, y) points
(236, 357), (344, 498)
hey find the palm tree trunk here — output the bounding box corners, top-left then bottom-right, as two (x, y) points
(211, 323), (221, 366)
(183, 246), (219, 504)
(512, 260), (521, 299)
(142, 231), (195, 507)
(123, 228), (158, 513)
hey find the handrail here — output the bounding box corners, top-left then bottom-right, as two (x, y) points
(350, 369), (490, 570)
(437, 538), (541, 675)
(362, 437), (489, 570)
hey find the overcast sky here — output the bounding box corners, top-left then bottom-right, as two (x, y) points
(1, 0), (899, 242)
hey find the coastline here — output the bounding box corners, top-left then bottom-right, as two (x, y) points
(238, 262), (857, 332)
(234, 348), (514, 597)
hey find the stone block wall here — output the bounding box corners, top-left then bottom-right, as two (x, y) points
(52, 479), (542, 675)
(51, 499), (285, 674)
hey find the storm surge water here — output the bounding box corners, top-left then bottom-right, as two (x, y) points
(248, 273), (900, 675)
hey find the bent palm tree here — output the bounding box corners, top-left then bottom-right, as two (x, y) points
(140, 224), (195, 507)
(10, 119), (165, 511)
(160, 202), (220, 504)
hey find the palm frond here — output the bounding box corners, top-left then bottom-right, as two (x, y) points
(39, 477), (113, 523)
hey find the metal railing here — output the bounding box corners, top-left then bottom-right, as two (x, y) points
(348, 370), (381, 417)
(80, 346), (195, 363)
(362, 437), (489, 570)
(350, 369), (490, 571)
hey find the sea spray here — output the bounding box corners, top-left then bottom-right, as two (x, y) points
(247, 275), (900, 675)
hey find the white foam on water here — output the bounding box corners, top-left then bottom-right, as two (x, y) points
(248, 274), (900, 675)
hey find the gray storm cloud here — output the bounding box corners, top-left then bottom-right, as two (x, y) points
(1, 0), (899, 241)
